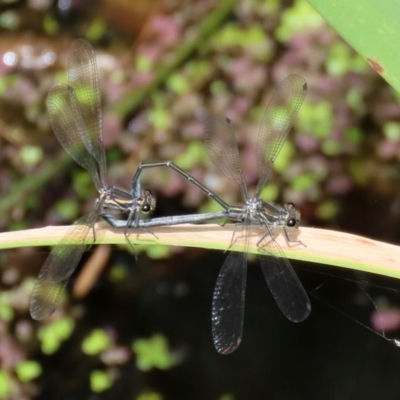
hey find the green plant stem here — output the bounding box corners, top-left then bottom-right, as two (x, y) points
(2, 222), (400, 280)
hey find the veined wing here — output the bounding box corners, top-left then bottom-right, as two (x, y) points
(47, 84), (103, 192)
(211, 220), (249, 354)
(29, 205), (100, 320)
(204, 116), (248, 201)
(68, 39), (106, 186)
(255, 75), (307, 197)
(258, 225), (311, 322)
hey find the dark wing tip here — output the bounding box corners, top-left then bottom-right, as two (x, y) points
(214, 336), (241, 355)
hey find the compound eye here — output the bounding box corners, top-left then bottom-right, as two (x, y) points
(141, 204), (151, 213)
(287, 218), (296, 227)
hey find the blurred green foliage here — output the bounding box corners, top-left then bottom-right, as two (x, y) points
(0, 371), (11, 399)
(208, 22), (273, 62)
(136, 55), (153, 73)
(383, 122), (400, 141)
(149, 95), (172, 131)
(344, 127), (362, 145)
(90, 369), (113, 392)
(326, 43), (367, 77)
(43, 14), (59, 35)
(0, 302), (14, 322)
(292, 172), (317, 193)
(0, 10), (19, 30)
(86, 18), (107, 42)
(316, 199), (339, 220)
(0, 75), (19, 96)
(38, 317), (75, 354)
(276, 0), (324, 41)
(54, 199), (80, 221)
(174, 142), (208, 169)
(132, 334), (175, 371)
(167, 73), (189, 95)
(109, 263), (130, 281)
(321, 139), (342, 157)
(20, 146), (44, 168)
(146, 245), (171, 260)
(273, 142), (295, 174)
(298, 101), (333, 140)
(259, 183), (279, 202)
(82, 328), (112, 355)
(73, 169), (96, 199)
(137, 392), (164, 400)
(347, 159), (368, 185)
(15, 360), (42, 382)
(219, 395), (235, 400)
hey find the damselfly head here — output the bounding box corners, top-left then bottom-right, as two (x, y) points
(140, 189), (156, 214)
(284, 202), (300, 228)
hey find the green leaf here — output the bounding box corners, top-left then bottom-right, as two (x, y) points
(73, 170), (95, 199)
(298, 101), (333, 139)
(54, 199), (80, 221)
(109, 263), (130, 281)
(43, 14), (59, 35)
(38, 317), (75, 354)
(174, 141), (207, 169)
(90, 370), (113, 392)
(316, 200), (339, 220)
(148, 108), (171, 130)
(0, 371), (11, 397)
(292, 173), (317, 192)
(82, 329), (112, 355)
(137, 392), (164, 400)
(0, 10), (19, 30)
(132, 334), (174, 371)
(344, 127), (363, 144)
(321, 139), (342, 156)
(259, 184), (279, 202)
(276, 0), (325, 42)
(383, 122), (400, 141)
(20, 145), (44, 167)
(86, 18), (106, 42)
(167, 74), (189, 95)
(0, 303), (14, 322)
(273, 142), (295, 174)
(136, 55), (152, 73)
(15, 360), (42, 382)
(146, 245), (171, 260)
(210, 80), (228, 95)
(308, 0), (400, 93)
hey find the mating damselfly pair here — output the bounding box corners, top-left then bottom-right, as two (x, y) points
(30, 38), (309, 355)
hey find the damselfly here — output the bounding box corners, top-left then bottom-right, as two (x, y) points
(129, 75), (311, 354)
(29, 39), (155, 321)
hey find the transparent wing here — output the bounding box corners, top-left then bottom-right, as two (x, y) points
(47, 84), (103, 192)
(211, 222), (249, 354)
(29, 205), (99, 320)
(204, 116), (248, 201)
(68, 39), (106, 186)
(258, 225), (311, 322)
(255, 75), (307, 197)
